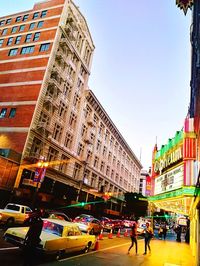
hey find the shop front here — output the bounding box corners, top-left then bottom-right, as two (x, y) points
(149, 118), (199, 262)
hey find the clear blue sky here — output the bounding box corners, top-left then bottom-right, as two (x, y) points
(0, 0), (192, 169)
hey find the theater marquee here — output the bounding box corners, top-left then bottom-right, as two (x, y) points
(154, 165), (184, 195)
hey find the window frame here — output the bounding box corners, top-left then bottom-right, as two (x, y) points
(19, 25), (25, 32)
(33, 12), (39, 19)
(9, 108), (16, 118)
(25, 33), (32, 43)
(37, 21), (44, 28)
(11, 26), (18, 33)
(41, 10), (47, 18)
(7, 37), (13, 46)
(15, 16), (22, 22)
(23, 15), (29, 21)
(0, 108), (7, 118)
(6, 18), (12, 25)
(15, 36), (22, 45)
(8, 48), (18, 56)
(39, 43), (50, 52)
(33, 32), (40, 41)
(2, 28), (8, 35)
(29, 22), (36, 30)
(21, 46), (35, 55)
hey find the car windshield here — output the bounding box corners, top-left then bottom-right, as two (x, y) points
(5, 204), (20, 211)
(77, 217), (92, 222)
(43, 221), (63, 237)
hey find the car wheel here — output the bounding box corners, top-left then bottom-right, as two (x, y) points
(90, 229), (94, 235)
(6, 218), (14, 227)
(56, 250), (65, 260)
(83, 241), (92, 253)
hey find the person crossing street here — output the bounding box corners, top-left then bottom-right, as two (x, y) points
(142, 222), (154, 255)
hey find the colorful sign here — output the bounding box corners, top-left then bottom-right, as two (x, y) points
(176, 0), (194, 15)
(154, 147), (182, 173)
(34, 167), (46, 183)
(154, 165), (184, 195)
(145, 175), (151, 196)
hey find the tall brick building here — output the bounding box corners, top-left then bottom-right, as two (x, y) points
(0, 0), (142, 215)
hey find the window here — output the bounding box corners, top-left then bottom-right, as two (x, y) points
(2, 28), (8, 35)
(33, 12), (39, 19)
(77, 142), (84, 156)
(6, 18), (12, 24)
(37, 21), (44, 28)
(39, 43), (50, 52)
(65, 132), (73, 148)
(0, 39), (3, 47)
(8, 48), (18, 56)
(7, 37), (13, 45)
(9, 108), (16, 118)
(33, 32), (40, 41)
(19, 25), (25, 32)
(59, 154), (69, 173)
(69, 112), (77, 128)
(23, 15), (29, 21)
(0, 20), (5, 26)
(58, 102), (67, 119)
(0, 108), (7, 118)
(21, 46), (34, 54)
(73, 163), (81, 180)
(15, 16), (21, 22)
(29, 22), (36, 30)
(47, 147), (58, 163)
(25, 33), (32, 43)
(15, 36), (21, 44)
(53, 123), (62, 141)
(11, 26), (18, 33)
(41, 10), (47, 18)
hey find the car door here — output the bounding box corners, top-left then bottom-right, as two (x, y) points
(64, 226), (80, 253)
(92, 219), (101, 234)
(15, 207), (24, 223)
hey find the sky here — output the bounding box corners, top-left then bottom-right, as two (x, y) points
(0, 0), (192, 169)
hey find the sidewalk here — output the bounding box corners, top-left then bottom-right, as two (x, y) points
(133, 238), (195, 266)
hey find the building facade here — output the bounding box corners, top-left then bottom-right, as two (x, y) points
(149, 118), (197, 216)
(0, 0), (142, 215)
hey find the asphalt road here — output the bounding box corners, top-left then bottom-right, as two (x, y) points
(0, 227), (179, 266)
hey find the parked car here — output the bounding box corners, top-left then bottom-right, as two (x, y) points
(44, 211), (72, 222)
(73, 214), (94, 222)
(0, 203), (32, 226)
(4, 218), (96, 257)
(122, 220), (134, 228)
(74, 216), (103, 235)
(103, 219), (123, 232)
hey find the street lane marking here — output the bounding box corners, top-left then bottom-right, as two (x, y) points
(0, 247), (19, 251)
(59, 242), (130, 262)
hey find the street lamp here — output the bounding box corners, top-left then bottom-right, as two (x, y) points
(76, 160), (88, 203)
(32, 159), (49, 208)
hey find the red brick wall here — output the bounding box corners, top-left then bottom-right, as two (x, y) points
(0, 132), (28, 152)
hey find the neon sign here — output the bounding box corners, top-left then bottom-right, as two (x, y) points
(154, 147), (182, 173)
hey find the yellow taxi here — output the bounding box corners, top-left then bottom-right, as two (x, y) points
(4, 219), (96, 256)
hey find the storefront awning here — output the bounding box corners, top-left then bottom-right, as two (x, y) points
(148, 186), (199, 216)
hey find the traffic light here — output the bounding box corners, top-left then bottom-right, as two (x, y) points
(80, 202), (85, 207)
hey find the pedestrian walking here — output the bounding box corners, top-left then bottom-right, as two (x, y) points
(162, 223), (168, 240)
(23, 209), (43, 266)
(158, 225), (163, 239)
(175, 224), (182, 242)
(127, 222), (138, 255)
(142, 222), (154, 255)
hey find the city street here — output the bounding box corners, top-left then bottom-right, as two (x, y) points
(0, 228), (195, 266)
